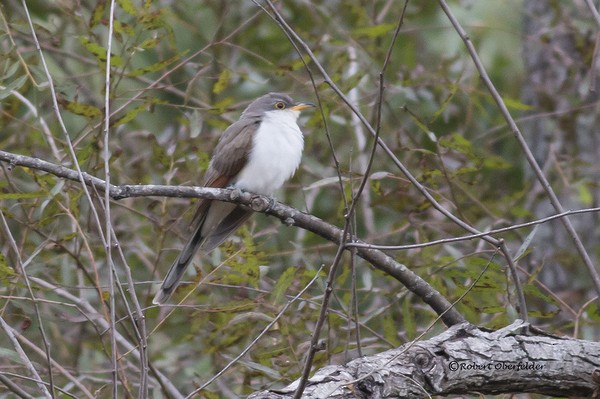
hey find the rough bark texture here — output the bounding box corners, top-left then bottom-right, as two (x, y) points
(248, 320), (600, 398)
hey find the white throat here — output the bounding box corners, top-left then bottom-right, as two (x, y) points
(233, 110), (304, 194)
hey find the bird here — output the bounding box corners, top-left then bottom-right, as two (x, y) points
(152, 92), (314, 304)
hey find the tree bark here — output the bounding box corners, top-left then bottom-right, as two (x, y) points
(248, 320), (600, 398)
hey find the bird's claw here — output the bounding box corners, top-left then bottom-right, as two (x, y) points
(250, 195), (276, 212)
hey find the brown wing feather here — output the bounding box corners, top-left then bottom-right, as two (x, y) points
(190, 117), (259, 227)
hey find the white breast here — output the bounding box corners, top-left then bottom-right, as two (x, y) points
(233, 110), (304, 194)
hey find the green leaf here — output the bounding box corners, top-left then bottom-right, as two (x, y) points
(353, 23), (395, 39)
(56, 232), (78, 243)
(439, 133), (474, 157)
(502, 95), (533, 111)
(113, 20), (135, 37)
(112, 103), (148, 126)
(139, 11), (176, 47)
(112, 98), (167, 126)
(209, 97), (234, 114)
(587, 303), (600, 322)
(136, 36), (161, 50)
(483, 155), (512, 170)
(277, 55), (313, 75)
(382, 314), (401, 346)
(523, 284), (559, 307)
(270, 267), (297, 304)
(90, 0), (106, 28)
(406, 108), (436, 142)
(148, 134), (171, 168)
(0, 191), (47, 199)
(117, 0), (138, 16)
(577, 181), (593, 206)
(76, 143), (95, 165)
(431, 82), (459, 123)
(526, 309), (560, 318)
(0, 253), (16, 279)
(0, 75), (28, 101)
(126, 51), (187, 77)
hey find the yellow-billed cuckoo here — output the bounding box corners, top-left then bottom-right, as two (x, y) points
(153, 92), (314, 304)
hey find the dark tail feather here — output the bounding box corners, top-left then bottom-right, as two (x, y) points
(153, 202), (252, 305)
(152, 227), (205, 305)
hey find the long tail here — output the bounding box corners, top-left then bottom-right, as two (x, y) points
(152, 226), (205, 305)
(153, 201), (252, 305)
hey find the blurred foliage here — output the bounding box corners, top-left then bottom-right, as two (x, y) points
(0, 0), (599, 398)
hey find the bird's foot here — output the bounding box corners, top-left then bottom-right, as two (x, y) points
(250, 194), (276, 212)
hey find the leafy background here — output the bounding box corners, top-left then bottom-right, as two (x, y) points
(1, 0), (599, 398)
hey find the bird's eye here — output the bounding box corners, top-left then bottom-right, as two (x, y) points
(274, 101), (286, 110)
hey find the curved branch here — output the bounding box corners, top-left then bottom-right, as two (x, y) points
(248, 320), (600, 398)
(0, 149), (465, 327)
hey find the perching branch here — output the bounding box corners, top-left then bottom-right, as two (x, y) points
(0, 149), (465, 327)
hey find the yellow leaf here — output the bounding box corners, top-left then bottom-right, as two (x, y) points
(212, 69), (231, 95)
(79, 36), (123, 67)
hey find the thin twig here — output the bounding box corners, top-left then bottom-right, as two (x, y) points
(345, 206), (600, 250)
(0, 316), (52, 398)
(0, 373), (36, 399)
(583, 0), (600, 27)
(103, 1), (119, 396)
(0, 213), (55, 397)
(292, 225), (352, 399)
(107, 225), (149, 399)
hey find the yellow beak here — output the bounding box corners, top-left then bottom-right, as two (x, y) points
(291, 102), (316, 111)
